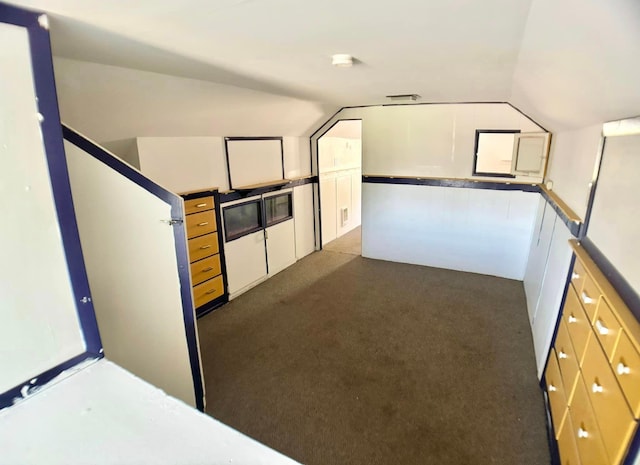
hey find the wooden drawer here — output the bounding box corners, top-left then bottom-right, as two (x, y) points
(186, 210), (217, 239)
(556, 319), (581, 404)
(581, 335), (635, 465)
(546, 349), (569, 438)
(193, 275), (224, 308)
(571, 260), (586, 296)
(188, 233), (219, 262)
(612, 330), (640, 418)
(184, 196), (214, 215)
(557, 413), (581, 465)
(593, 298), (622, 362)
(564, 286), (593, 366)
(579, 272), (601, 323)
(190, 254), (221, 286)
(569, 376), (610, 465)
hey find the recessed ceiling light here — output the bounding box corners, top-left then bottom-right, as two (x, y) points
(386, 94), (421, 101)
(332, 54), (353, 67)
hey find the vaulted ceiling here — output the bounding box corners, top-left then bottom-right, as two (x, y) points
(6, 0), (640, 140)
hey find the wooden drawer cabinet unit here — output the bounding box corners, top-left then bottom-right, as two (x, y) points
(544, 241), (640, 465)
(180, 188), (228, 317)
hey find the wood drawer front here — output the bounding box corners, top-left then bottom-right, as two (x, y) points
(193, 275), (224, 308)
(564, 286), (593, 366)
(184, 196), (214, 215)
(571, 260), (587, 297)
(569, 376), (610, 465)
(186, 210), (217, 239)
(581, 336), (635, 465)
(593, 298), (622, 362)
(579, 272), (601, 323)
(556, 320), (581, 404)
(613, 330), (640, 418)
(557, 413), (582, 465)
(190, 255), (221, 286)
(188, 233), (219, 262)
(546, 349), (569, 437)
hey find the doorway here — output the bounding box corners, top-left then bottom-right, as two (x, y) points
(318, 120), (362, 255)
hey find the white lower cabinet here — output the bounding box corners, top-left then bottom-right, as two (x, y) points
(225, 229), (268, 298)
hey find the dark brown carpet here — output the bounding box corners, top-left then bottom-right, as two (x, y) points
(323, 226), (361, 256)
(197, 251), (550, 465)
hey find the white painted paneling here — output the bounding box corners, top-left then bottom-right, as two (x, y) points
(223, 228), (268, 299)
(64, 141), (197, 407)
(293, 184), (315, 259)
(523, 199), (556, 323)
(587, 134), (640, 295)
(362, 184), (538, 279)
(354, 103), (544, 182)
(225, 139), (283, 189)
(351, 170), (362, 228)
(266, 219), (296, 276)
(320, 176), (337, 246)
(0, 360), (300, 465)
(0, 22), (85, 392)
(532, 219), (573, 378)
(336, 174), (352, 237)
(137, 137), (228, 193)
(283, 137), (311, 179)
(545, 124), (601, 219)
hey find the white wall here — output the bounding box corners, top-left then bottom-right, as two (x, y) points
(293, 184), (315, 259)
(545, 124), (602, 219)
(1, 22), (85, 392)
(65, 141), (198, 407)
(137, 137), (228, 193)
(362, 184), (539, 280)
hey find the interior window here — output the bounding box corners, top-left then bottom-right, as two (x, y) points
(473, 130), (520, 177)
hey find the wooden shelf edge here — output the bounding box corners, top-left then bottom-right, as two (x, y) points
(540, 186), (582, 224)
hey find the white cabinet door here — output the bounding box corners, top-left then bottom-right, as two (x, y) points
(225, 230), (268, 298)
(266, 219), (297, 276)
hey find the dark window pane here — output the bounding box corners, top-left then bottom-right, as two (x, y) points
(224, 201), (262, 241)
(265, 193), (292, 226)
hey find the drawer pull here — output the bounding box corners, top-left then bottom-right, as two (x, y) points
(595, 319), (609, 335)
(581, 291), (594, 304)
(197, 222), (209, 227)
(617, 362), (631, 375)
(592, 382), (604, 393)
(205, 289), (217, 295)
(548, 384), (557, 392)
(201, 267), (214, 272)
(196, 203), (207, 208)
(577, 428), (589, 439)
(199, 245), (212, 250)
(558, 351), (568, 359)
(568, 314), (577, 323)
(572, 272), (580, 280)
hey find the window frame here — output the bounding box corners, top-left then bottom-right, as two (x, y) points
(264, 192), (293, 228)
(222, 199), (264, 242)
(472, 129), (521, 178)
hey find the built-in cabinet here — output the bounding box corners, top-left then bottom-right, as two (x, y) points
(544, 241), (640, 465)
(222, 188), (297, 299)
(180, 188), (228, 316)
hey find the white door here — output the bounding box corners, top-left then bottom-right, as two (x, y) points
(266, 220), (297, 276)
(224, 229), (268, 298)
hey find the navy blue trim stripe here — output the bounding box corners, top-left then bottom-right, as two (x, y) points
(0, 353), (99, 411)
(219, 176), (316, 203)
(62, 125), (205, 412)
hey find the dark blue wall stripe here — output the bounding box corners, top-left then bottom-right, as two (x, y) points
(219, 176), (317, 203)
(62, 125), (205, 412)
(0, 353), (98, 411)
(538, 189), (581, 237)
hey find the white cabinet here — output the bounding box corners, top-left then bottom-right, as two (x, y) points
(266, 219), (296, 276)
(225, 229), (268, 298)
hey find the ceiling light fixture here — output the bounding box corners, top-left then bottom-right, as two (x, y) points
(332, 54), (354, 67)
(386, 94), (421, 102)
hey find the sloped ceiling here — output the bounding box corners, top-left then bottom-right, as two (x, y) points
(6, 0), (640, 138)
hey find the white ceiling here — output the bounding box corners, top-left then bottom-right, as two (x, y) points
(7, 0), (640, 136)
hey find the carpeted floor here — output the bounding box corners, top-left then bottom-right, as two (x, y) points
(323, 226), (361, 256)
(197, 251), (550, 465)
